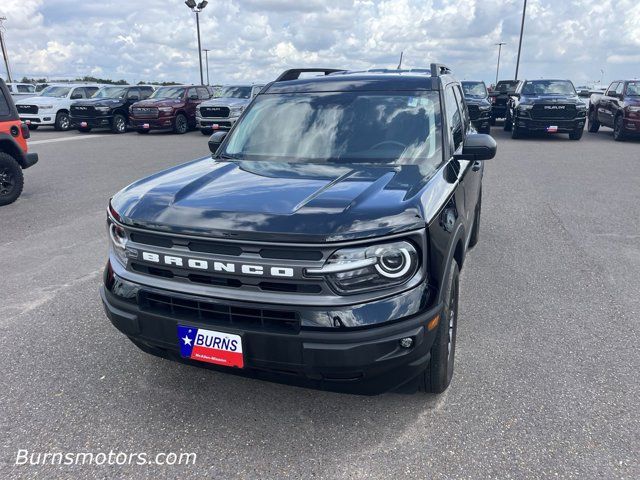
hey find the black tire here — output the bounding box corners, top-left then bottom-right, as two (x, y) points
(174, 113), (188, 134)
(137, 129), (150, 134)
(468, 190), (482, 249)
(511, 124), (523, 139)
(569, 127), (583, 141)
(587, 109), (600, 133)
(54, 111), (71, 131)
(503, 112), (512, 131)
(201, 128), (213, 135)
(78, 126), (92, 133)
(419, 260), (460, 394)
(27, 124), (39, 130)
(111, 113), (127, 134)
(613, 115), (626, 142)
(0, 153), (24, 206)
(490, 116), (496, 126)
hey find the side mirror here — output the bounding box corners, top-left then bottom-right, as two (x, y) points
(208, 131), (228, 154)
(454, 134), (497, 161)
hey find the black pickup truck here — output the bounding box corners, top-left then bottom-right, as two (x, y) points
(504, 79), (586, 140)
(489, 80), (521, 124)
(70, 85), (155, 133)
(101, 65), (496, 395)
(462, 81), (492, 133)
(588, 80), (640, 141)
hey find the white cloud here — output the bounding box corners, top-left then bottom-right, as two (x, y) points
(0, 0), (638, 85)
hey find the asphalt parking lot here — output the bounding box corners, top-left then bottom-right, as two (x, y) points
(1, 126), (639, 479)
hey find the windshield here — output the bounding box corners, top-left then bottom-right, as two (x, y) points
(92, 87), (127, 99)
(222, 92), (442, 166)
(150, 87), (185, 99)
(39, 86), (71, 98)
(215, 86), (252, 99)
(462, 82), (487, 98)
(627, 82), (639, 96)
(522, 80), (576, 96)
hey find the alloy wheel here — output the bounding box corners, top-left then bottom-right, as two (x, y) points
(0, 167), (16, 196)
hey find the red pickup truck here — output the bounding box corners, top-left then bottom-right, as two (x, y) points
(588, 80), (640, 141)
(0, 79), (38, 206)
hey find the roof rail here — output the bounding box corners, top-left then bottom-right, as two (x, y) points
(274, 68), (346, 82)
(430, 63), (452, 77)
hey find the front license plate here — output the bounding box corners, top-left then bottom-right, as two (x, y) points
(212, 124), (219, 130)
(143, 123), (150, 129)
(80, 121), (88, 127)
(25, 120), (31, 125)
(547, 125), (558, 133)
(178, 325), (244, 368)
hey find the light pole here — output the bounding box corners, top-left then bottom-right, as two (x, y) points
(514, 0), (527, 80)
(203, 48), (211, 85)
(184, 0), (208, 85)
(494, 42), (506, 86)
(0, 17), (13, 83)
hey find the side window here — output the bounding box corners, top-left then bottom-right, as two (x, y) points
(84, 87), (99, 98)
(196, 87), (210, 100)
(187, 88), (197, 100)
(607, 83), (619, 96)
(70, 87), (85, 99)
(126, 88), (140, 100)
(0, 88), (10, 116)
(17, 85), (33, 93)
(615, 83), (624, 95)
(453, 86), (469, 130)
(444, 86), (463, 153)
(139, 87), (153, 100)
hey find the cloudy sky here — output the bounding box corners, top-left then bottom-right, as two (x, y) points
(2, 0), (639, 86)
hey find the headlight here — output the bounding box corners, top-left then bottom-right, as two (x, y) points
(108, 221), (129, 267)
(479, 105), (491, 111)
(229, 106), (245, 117)
(158, 106), (173, 113)
(306, 240), (419, 294)
(39, 105), (54, 110)
(518, 104), (533, 111)
(627, 106), (640, 112)
(95, 106), (110, 112)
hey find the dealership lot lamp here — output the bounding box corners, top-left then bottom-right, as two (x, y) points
(185, 0), (208, 85)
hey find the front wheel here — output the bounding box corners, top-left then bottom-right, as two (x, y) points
(173, 114), (188, 134)
(569, 127), (583, 141)
(613, 115), (626, 142)
(0, 153), (24, 206)
(420, 260), (459, 394)
(54, 111), (71, 131)
(111, 114), (127, 134)
(587, 110), (600, 133)
(511, 124), (523, 139)
(503, 112), (512, 131)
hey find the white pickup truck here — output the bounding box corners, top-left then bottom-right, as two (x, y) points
(15, 84), (101, 130)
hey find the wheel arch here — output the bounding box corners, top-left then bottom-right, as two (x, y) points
(0, 134), (26, 167)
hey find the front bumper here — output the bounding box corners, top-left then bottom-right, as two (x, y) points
(70, 115), (114, 129)
(19, 113), (56, 126)
(515, 117), (585, 133)
(130, 116), (176, 130)
(623, 117), (640, 134)
(196, 115), (237, 130)
(101, 270), (441, 394)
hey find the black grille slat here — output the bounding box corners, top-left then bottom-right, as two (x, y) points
(188, 242), (242, 256)
(259, 248), (323, 261)
(17, 105), (38, 114)
(201, 106), (230, 118)
(530, 104), (576, 120)
(132, 107), (159, 118)
(130, 232), (174, 248)
(139, 292), (300, 333)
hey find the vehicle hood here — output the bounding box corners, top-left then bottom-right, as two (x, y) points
(132, 98), (184, 108)
(111, 159), (433, 242)
(199, 97), (250, 108)
(72, 98), (124, 107)
(520, 94), (583, 105)
(16, 95), (66, 106)
(464, 97), (490, 106)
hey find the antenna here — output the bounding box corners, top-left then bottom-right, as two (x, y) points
(397, 51), (403, 70)
(0, 17), (13, 83)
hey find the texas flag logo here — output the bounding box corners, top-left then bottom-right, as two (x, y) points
(178, 326), (244, 368)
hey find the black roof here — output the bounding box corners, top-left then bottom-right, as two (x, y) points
(265, 65), (455, 94)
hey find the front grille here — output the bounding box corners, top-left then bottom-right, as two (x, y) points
(530, 104), (576, 120)
(132, 107), (159, 118)
(17, 105), (38, 114)
(467, 105), (481, 120)
(139, 291), (301, 334)
(70, 105), (96, 117)
(200, 106), (230, 118)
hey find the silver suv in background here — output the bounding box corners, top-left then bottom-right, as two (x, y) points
(195, 84), (263, 135)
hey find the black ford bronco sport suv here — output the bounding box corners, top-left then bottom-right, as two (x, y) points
(101, 65), (496, 394)
(504, 79), (586, 140)
(70, 85), (155, 133)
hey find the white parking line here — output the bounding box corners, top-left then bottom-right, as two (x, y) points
(29, 135), (109, 145)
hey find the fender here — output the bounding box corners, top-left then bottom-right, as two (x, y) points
(0, 132), (27, 167)
(436, 220), (466, 305)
